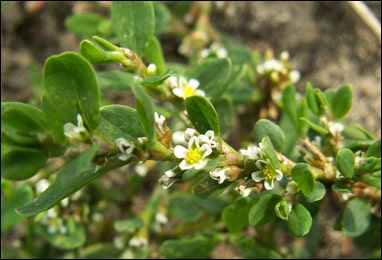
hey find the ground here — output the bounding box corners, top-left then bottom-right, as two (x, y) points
(1, 1), (381, 259)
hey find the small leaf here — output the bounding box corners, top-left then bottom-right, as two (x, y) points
(287, 202), (312, 237)
(80, 40), (124, 64)
(65, 12), (109, 37)
(185, 95), (220, 136)
(222, 197), (252, 233)
(160, 235), (218, 259)
(366, 140), (381, 158)
(114, 218), (144, 233)
(300, 117), (328, 136)
(254, 119), (285, 152)
(341, 198), (371, 238)
(305, 82), (320, 116)
(336, 148), (355, 178)
(282, 84), (299, 130)
(111, 1), (155, 55)
(191, 174), (231, 199)
(43, 52), (100, 143)
(303, 181), (326, 203)
(131, 84), (156, 148)
(329, 85), (353, 119)
(248, 193), (281, 227)
(291, 163), (315, 195)
(95, 104), (145, 144)
(214, 97), (235, 139)
(1, 143), (48, 180)
(260, 136), (280, 168)
(188, 58), (231, 99)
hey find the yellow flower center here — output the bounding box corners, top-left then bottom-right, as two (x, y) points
(183, 85), (195, 98)
(186, 148), (202, 164)
(263, 164), (273, 182)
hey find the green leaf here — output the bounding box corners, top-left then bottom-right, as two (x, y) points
(248, 193), (281, 227)
(1, 143), (48, 180)
(214, 97), (235, 139)
(303, 181), (326, 203)
(97, 71), (135, 91)
(282, 84), (299, 130)
(366, 140), (381, 158)
(185, 95), (220, 136)
(300, 117), (328, 136)
(160, 235), (218, 259)
(329, 85), (353, 119)
(191, 174), (231, 199)
(305, 82), (321, 116)
(111, 1), (155, 56)
(360, 172), (381, 188)
(131, 84), (156, 148)
(260, 136), (280, 168)
(291, 163), (315, 195)
(65, 12), (109, 37)
(336, 148), (355, 178)
(95, 104), (145, 144)
(39, 217), (86, 249)
(43, 52), (100, 143)
(1, 183), (33, 231)
(80, 40), (125, 64)
(341, 198), (371, 238)
(141, 71), (172, 87)
(287, 202), (312, 237)
(188, 58), (231, 99)
(254, 119), (285, 152)
(16, 146), (108, 217)
(144, 36), (167, 74)
(222, 197), (252, 233)
(1, 102), (47, 146)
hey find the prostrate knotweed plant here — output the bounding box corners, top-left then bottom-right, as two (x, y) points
(1, 2), (380, 259)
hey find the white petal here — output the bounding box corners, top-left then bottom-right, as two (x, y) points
(179, 160), (193, 170)
(251, 171), (264, 182)
(174, 145), (188, 159)
(275, 170), (283, 180)
(264, 179), (275, 190)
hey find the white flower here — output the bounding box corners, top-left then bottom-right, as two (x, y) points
(174, 136), (212, 170)
(199, 130), (217, 148)
(235, 184), (253, 197)
(251, 159), (283, 190)
(240, 144), (263, 160)
(155, 212), (168, 225)
(115, 137), (135, 161)
(147, 63), (157, 76)
(63, 114), (87, 141)
(328, 121), (344, 136)
(170, 76), (205, 99)
(184, 128), (198, 141)
(155, 112), (166, 134)
(129, 236), (148, 248)
(209, 168), (229, 184)
(158, 169), (178, 189)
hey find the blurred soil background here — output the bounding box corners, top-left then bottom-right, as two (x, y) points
(1, 1), (381, 259)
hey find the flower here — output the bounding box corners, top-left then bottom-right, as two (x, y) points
(63, 114), (87, 141)
(235, 184), (254, 197)
(158, 169), (178, 189)
(240, 144), (263, 160)
(115, 137), (135, 161)
(209, 168), (229, 184)
(129, 236), (148, 248)
(198, 130), (217, 148)
(251, 159), (283, 190)
(174, 136), (212, 170)
(154, 112), (166, 134)
(167, 76), (205, 99)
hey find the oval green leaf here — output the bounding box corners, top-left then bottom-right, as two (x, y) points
(222, 197), (252, 233)
(341, 198), (371, 238)
(185, 95), (220, 136)
(330, 85), (353, 119)
(291, 163), (315, 195)
(336, 148), (355, 178)
(111, 1), (155, 56)
(43, 52), (100, 143)
(248, 193), (281, 227)
(287, 202), (312, 237)
(254, 119), (285, 152)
